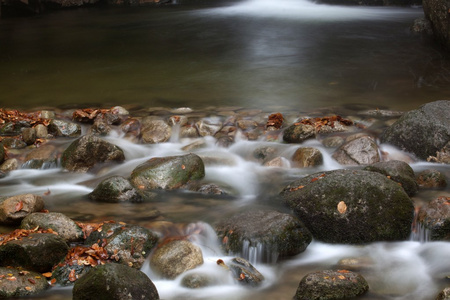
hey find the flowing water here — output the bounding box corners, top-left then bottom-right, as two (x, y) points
(1, 0), (450, 299)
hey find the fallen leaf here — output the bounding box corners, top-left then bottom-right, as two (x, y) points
(42, 272), (52, 278)
(28, 278), (36, 284)
(15, 201), (23, 212)
(338, 275), (346, 280)
(25, 286), (32, 291)
(50, 278), (56, 285)
(337, 201), (347, 214)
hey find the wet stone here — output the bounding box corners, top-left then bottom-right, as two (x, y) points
(181, 273), (216, 289)
(0, 267), (49, 298)
(416, 169), (447, 188)
(227, 257), (264, 287)
(292, 147), (323, 168)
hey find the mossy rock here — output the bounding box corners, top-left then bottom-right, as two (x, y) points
(280, 169), (414, 244)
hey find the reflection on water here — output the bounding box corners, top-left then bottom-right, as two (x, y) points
(0, 0), (449, 111)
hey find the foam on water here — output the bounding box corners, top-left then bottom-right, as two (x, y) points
(200, 0), (419, 21)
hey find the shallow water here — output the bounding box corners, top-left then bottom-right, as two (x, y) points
(1, 0), (450, 299)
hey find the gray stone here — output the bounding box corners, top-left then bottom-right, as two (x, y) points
(21, 212), (84, 243)
(416, 169), (447, 188)
(150, 239), (203, 279)
(89, 176), (143, 203)
(332, 135), (380, 165)
(283, 123), (315, 143)
(48, 119), (81, 137)
(141, 117), (172, 144)
(0, 194), (45, 225)
(292, 147), (323, 168)
(0, 267), (49, 298)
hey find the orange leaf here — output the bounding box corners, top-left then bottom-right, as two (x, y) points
(338, 275), (346, 280)
(15, 201), (23, 212)
(337, 201), (347, 214)
(42, 272), (52, 278)
(337, 269), (351, 273)
(310, 178), (318, 183)
(181, 164), (186, 170)
(50, 278), (56, 285)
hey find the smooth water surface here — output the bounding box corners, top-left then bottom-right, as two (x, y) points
(1, 0), (450, 111)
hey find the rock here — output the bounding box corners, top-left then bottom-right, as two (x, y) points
(181, 140), (207, 152)
(215, 209), (312, 262)
(88, 176), (143, 203)
(280, 169), (414, 244)
(181, 273), (215, 289)
(237, 119), (258, 131)
(196, 118), (222, 137)
(89, 115), (111, 136)
(263, 156), (290, 168)
(416, 169), (447, 188)
(168, 115), (188, 126)
(0, 233), (68, 273)
(21, 212), (84, 243)
(428, 141), (450, 164)
(23, 144), (58, 169)
(21, 127), (36, 145)
(364, 160), (418, 196)
(48, 119), (81, 137)
(141, 117), (171, 144)
(34, 124), (48, 138)
(411, 17), (433, 35)
(0, 194), (45, 225)
(180, 125), (200, 138)
(332, 135), (380, 165)
(150, 239), (203, 279)
(130, 153), (205, 190)
(253, 146), (278, 162)
(380, 100), (450, 161)
(283, 123), (315, 143)
(0, 267), (49, 298)
(72, 263), (159, 300)
(336, 257), (374, 271)
(0, 158), (18, 172)
(1, 137), (27, 149)
(293, 269), (369, 300)
(292, 147), (323, 168)
(321, 136), (344, 148)
(85, 223), (158, 269)
(423, 0), (450, 50)
(417, 196), (450, 240)
(436, 287), (450, 300)
(120, 118), (141, 137)
(61, 135), (125, 172)
(226, 257), (264, 287)
(195, 183), (229, 195)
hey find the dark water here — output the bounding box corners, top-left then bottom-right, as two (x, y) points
(1, 0), (450, 111)
(1, 1), (450, 299)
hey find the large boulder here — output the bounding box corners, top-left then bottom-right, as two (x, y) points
(364, 160), (418, 196)
(280, 169), (414, 244)
(293, 269), (369, 300)
(61, 134), (125, 172)
(0, 194), (45, 225)
(130, 153), (205, 190)
(0, 232), (68, 272)
(0, 267), (49, 298)
(150, 239), (203, 279)
(72, 263), (159, 300)
(380, 100), (450, 161)
(215, 209), (312, 262)
(423, 0), (450, 50)
(21, 212), (84, 243)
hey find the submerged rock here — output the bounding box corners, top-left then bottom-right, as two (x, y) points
(227, 257), (264, 287)
(0, 194), (45, 225)
(280, 169), (414, 244)
(215, 209), (312, 262)
(0, 267), (49, 298)
(130, 153), (205, 190)
(364, 160), (418, 196)
(294, 269), (369, 300)
(416, 169), (447, 188)
(150, 239), (203, 279)
(88, 176), (143, 203)
(381, 100), (450, 161)
(72, 263), (159, 300)
(0, 233), (68, 273)
(181, 273), (216, 289)
(417, 196), (450, 241)
(61, 134), (125, 172)
(21, 212), (84, 243)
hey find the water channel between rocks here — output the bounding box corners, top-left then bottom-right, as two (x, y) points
(1, 0), (450, 298)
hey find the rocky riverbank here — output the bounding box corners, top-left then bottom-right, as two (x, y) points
(0, 100), (449, 299)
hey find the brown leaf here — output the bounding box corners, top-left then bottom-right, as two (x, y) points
(42, 272), (52, 278)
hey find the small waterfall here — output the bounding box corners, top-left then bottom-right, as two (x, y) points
(242, 240), (279, 264)
(410, 206), (431, 243)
